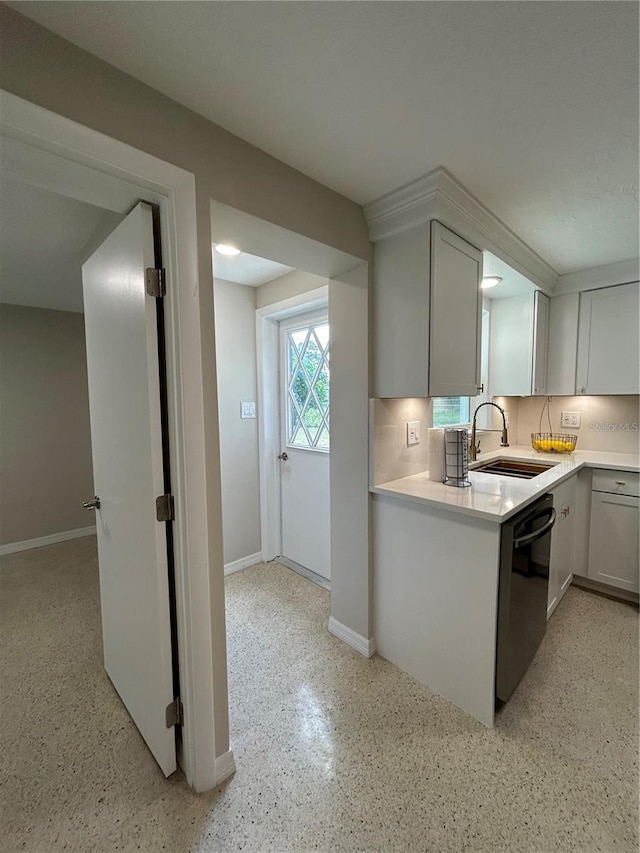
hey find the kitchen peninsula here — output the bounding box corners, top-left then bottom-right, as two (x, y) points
(371, 445), (639, 727)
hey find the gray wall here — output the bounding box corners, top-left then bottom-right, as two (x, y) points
(0, 5), (370, 765)
(214, 279), (261, 565)
(329, 264), (371, 641)
(0, 304), (94, 546)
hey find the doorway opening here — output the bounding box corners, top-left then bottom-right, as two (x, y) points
(0, 169), (180, 771)
(0, 92), (225, 794)
(212, 243), (331, 586)
(212, 198), (371, 781)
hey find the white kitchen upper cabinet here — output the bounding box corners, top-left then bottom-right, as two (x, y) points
(546, 292), (580, 396)
(547, 473), (576, 619)
(429, 222), (483, 397)
(372, 221), (482, 398)
(531, 291), (549, 395)
(489, 290), (549, 396)
(576, 282), (640, 395)
(373, 225), (430, 398)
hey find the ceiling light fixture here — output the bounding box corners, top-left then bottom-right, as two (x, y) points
(481, 276), (502, 290)
(215, 243), (241, 256)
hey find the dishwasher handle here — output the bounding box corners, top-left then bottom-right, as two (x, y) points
(514, 507), (556, 549)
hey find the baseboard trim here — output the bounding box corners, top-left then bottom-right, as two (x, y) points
(224, 552), (262, 577)
(215, 749), (236, 785)
(572, 576), (639, 606)
(277, 555), (331, 591)
(0, 525), (97, 557)
(328, 617), (376, 658)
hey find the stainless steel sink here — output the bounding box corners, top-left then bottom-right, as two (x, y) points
(471, 458), (557, 479)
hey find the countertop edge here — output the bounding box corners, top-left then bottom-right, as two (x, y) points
(370, 447), (640, 521)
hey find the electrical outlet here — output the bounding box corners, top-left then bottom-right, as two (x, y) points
(561, 411), (581, 428)
(407, 421), (420, 446)
(241, 402), (256, 419)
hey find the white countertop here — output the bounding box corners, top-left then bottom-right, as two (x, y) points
(371, 445), (640, 522)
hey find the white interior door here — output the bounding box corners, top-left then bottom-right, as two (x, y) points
(82, 202), (176, 776)
(279, 312), (331, 581)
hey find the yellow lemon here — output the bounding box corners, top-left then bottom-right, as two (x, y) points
(563, 440), (575, 452)
(551, 439), (564, 452)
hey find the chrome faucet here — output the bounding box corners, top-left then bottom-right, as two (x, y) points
(470, 402), (509, 461)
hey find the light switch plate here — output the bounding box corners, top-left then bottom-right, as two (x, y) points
(241, 402), (256, 419)
(561, 411), (581, 428)
(407, 421), (420, 446)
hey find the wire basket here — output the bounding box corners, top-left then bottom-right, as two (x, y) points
(531, 433), (577, 453)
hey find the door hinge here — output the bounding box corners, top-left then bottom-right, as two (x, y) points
(146, 267), (166, 298)
(156, 493), (175, 522)
(165, 698), (184, 728)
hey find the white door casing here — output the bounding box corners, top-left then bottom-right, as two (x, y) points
(82, 202), (176, 776)
(279, 311), (331, 581)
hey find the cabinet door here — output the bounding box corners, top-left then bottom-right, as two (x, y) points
(429, 222), (482, 396)
(488, 294), (534, 396)
(532, 291), (549, 395)
(588, 492), (640, 593)
(548, 475), (576, 618)
(546, 292), (579, 396)
(576, 282), (640, 394)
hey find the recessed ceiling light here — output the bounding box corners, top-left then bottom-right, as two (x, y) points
(481, 276), (502, 289)
(215, 244), (241, 256)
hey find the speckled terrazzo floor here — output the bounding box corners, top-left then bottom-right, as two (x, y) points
(1, 538), (638, 852)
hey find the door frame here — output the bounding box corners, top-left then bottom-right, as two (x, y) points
(256, 287), (329, 562)
(0, 90), (228, 792)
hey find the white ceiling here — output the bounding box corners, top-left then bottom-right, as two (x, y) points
(212, 248), (294, 287)
(0, 177), (119, 313)
(9, 2), (639, 275)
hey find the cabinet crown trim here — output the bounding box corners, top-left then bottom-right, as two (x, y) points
(364, 167), (557, 292)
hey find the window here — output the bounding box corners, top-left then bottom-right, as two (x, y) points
(432, 396), (470, 428)
(286, 321), (330, 450)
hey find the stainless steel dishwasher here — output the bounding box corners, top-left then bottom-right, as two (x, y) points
(496, 493), (556, 704)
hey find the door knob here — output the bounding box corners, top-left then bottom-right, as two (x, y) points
(278, 452), (289, 461)
(83, 496), (101, 510)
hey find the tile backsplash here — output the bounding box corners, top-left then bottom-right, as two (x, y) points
(370, 397), (431, 485)
(370, 394), (639, 488)
(508, 395), (640, 454)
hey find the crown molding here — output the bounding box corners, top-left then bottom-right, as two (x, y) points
(363, 167), (558, 293)
(554, 257), (640, 294)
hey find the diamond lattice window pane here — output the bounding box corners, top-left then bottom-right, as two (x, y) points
(286, 321), (330, 451)
(290, 425), (309, 447)
(317, 426), (330, 449)
(315, 324), (329, 350)
(290, 329), (309, 352)
(290, 366), (310, 410)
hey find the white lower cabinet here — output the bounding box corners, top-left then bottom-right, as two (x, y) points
(548, 475), (576, 618)
(588, 470), (640, 593)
